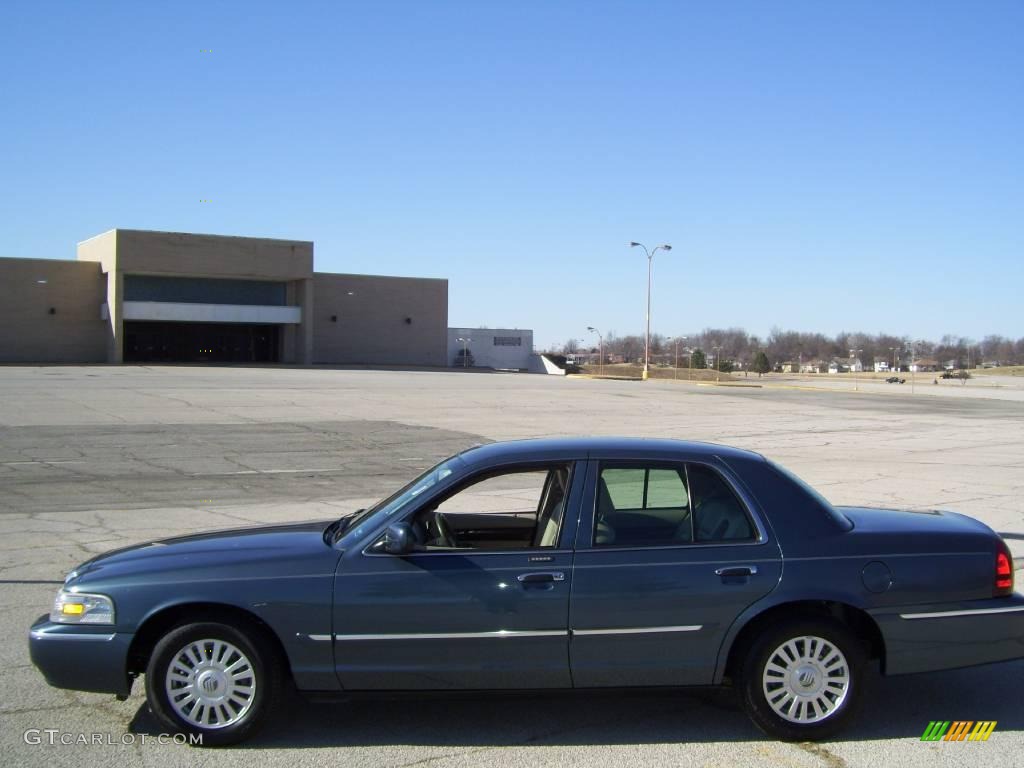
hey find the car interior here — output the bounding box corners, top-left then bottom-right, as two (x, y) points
(408, 465), (572, 550)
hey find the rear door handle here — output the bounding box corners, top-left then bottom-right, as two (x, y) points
(715, 565), (758, 577)
(517, 572), (565, 584)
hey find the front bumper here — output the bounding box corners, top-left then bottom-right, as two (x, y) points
(871, 593), (1024, 675)
(29, 615), (134, 696)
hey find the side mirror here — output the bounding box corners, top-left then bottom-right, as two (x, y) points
(381, 522), (415, 555)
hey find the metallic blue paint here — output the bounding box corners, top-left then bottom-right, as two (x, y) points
(28, 437), (1023, 705)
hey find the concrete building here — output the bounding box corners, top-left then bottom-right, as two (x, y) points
(447, 328), (534, 370)
(0, 229), (447, 365)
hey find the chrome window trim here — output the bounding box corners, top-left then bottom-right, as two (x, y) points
(899, 605), (1024, 620)
(360, 546), (575, 559)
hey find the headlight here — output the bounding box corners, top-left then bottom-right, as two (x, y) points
(50, 590), (115, 625)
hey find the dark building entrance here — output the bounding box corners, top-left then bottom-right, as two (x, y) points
(124, 322), (280, 363)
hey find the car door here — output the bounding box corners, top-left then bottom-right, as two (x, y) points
(569, 457), (782, 687)
(331, 460), (584, 690)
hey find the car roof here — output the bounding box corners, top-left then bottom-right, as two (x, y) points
(457, 437), (765, 466)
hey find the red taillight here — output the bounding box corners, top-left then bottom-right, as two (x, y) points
(995, 549), (1014, 596)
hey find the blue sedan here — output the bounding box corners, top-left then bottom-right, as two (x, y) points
(29, 438), (1021, 745)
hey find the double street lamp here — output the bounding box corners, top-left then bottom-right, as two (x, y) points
(668, 336), (687, 379)
(849, 348), (863, 391)
(586, 326), (604, 376)
(630, 241), (672, 380)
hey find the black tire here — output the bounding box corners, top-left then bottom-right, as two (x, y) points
(145, 621), (284, 747)
(737, 617), (865, 741)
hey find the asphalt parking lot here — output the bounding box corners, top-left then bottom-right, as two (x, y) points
(2, 365), (1023, 768)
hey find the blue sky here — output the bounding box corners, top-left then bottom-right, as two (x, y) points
(2, 1), (1021, 349)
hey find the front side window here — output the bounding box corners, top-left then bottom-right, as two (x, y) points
(404, 464), (572, 551)
(594, 462), (756, 547)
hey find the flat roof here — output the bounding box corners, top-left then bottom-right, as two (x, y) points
(77, 228), (313, 247)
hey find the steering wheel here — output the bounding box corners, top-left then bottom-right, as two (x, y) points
(428, 510), (457, 548)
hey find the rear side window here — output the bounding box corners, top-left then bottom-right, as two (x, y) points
(688, 464), (756, 542)
(595, 463), (756, 547)
(596, 466), (691, 546)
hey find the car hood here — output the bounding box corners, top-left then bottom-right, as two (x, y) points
(68, 519), (340, 585)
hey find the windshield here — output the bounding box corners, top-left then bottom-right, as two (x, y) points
(335, 456), (465, 543)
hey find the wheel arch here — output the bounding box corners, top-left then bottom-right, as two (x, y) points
(127, 602), (293, 684)
(717, 598), (887, 683)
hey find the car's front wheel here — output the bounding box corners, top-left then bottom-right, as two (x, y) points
(738, 617), (865, 741)
(145, 621), (283, 746)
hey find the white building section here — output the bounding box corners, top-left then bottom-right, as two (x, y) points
(118, 301), (302, 324)
(447, 328), (534, 370)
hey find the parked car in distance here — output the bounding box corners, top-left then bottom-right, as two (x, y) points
(885, 376), (906, 384)
(30, 437), (1020, 745)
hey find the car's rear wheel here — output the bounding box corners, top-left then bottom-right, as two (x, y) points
(145, 621), (283, 746)
(738, 617), (865, 741)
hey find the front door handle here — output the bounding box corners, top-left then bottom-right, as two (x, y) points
(517, 572), (565, 584)
(715, 565), (758, 578)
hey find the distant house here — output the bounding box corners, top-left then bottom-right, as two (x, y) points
(909, 357), (939, 373)
(801, 360), (824, 374)
(874, 360), (890, 373)
(848, 358), (864, 373)
(781, 361), (800, 373)
(828, 361), (847, 374)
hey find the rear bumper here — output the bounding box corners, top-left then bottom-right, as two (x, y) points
(28, 615), (134, 696)
(871, 593), (1024, 675)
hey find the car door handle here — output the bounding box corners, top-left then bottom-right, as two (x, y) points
(715, 565), (758, 577)
(517, 572), (565, 584)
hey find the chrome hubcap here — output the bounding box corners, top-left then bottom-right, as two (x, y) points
(762, 635), (850, 724)
(165, 639), (256, 729)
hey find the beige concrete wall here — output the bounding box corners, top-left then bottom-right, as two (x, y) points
(78, 229), (315, 363)
(313, 273), (448, 365)
(0, 258), (108, 362)
(76, 230), (120, 361)
(111, 230), (313, 280)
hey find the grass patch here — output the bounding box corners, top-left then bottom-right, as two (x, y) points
(578, 363), (740, 382)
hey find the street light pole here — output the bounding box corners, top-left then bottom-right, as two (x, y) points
(849, 348), (863, 391)
(587, 326), (604, 377)
(913, 337), (921, 393)
(629, 242), (672, 380)
(457, 337), (471, 369)
(712, 344), (721, 382)
(675, 336), (687, 380)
